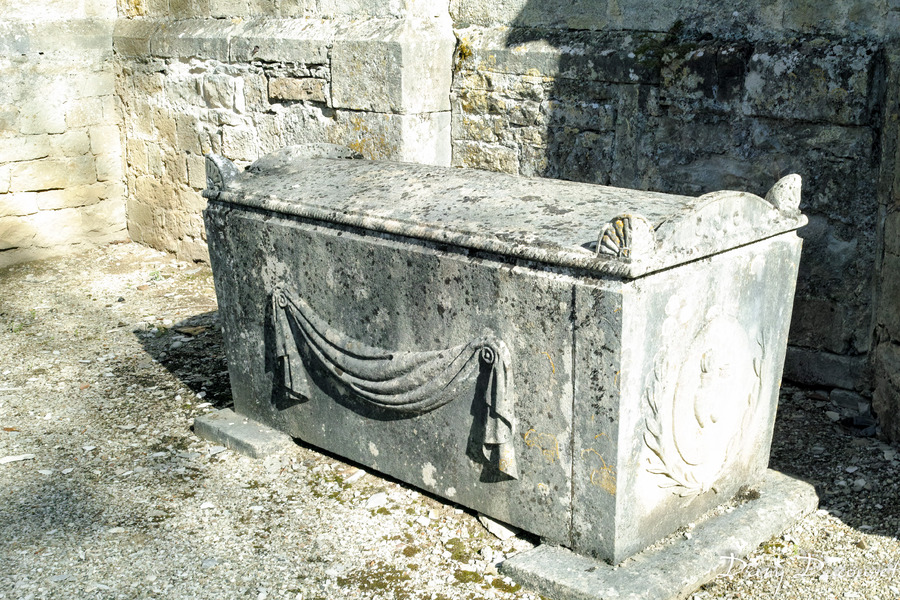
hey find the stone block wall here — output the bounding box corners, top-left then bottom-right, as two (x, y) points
(114, 4), (454, 261)
(0, 10), (127, 268)
(6, 0), (900, 438)
(449, 3), (898, 400)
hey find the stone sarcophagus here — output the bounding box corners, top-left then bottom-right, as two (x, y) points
(203, 145), (807, 563)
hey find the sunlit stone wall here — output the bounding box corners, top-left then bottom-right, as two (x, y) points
(0, 2), (127, 268)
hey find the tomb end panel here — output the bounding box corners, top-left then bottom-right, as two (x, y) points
(598, 232), (803, 563)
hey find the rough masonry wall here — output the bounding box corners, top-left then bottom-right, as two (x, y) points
(108, 0), (900, 437)
(449, 1), (897, 397)
(873, 51), (900, 441)
(0, 4), (127, 268)
(115, 1), (454, 261)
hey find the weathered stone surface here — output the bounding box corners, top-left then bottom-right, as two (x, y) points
(112, 18), (156, 56)
(873, 342), (900, 441)
(95, 151), (125, 182)
(451, 23), (883, 378)
(501, 470), (818, 600)
(267, 77), (326, 103)
(331, 17), (454, 113)
(782, 347), (869, 391)
(449, 0), (900, 38)
(0, 192), (40, 218)
(229, 18), (333, 63)
(743, 41), (880, 126)
(877, 251), (900, 342)
(33, 182), (113, 210)
(194, 408), (294, 458)
(89, 125), (121, 155)
(204, 151), (804, 562)
(19, 103), (67, 135)
(65, 96), (109, 128)
(0, 215), (36, 250)
(0, 135), (51, 163)
(151, 19), (235, 61)
(451, 139), (519, 174)
(9, 157), (96, 192)
(52, 130), (92, 156)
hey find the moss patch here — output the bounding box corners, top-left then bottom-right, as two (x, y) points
(453, 569), (483, 584)
(337, 561), (412, 598)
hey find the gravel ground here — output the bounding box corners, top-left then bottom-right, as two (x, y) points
(1, 242), (898, 600)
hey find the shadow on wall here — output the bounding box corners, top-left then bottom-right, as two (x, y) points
(481, 3), (885, 374)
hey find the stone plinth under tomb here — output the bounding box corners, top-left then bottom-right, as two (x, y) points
(202, 145), (807, 564)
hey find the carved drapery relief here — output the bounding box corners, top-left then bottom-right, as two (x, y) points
(270, 288), (518, 478)
(643, 312), (764, 497)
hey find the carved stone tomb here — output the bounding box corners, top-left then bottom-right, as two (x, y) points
(203, 146), (807, 563)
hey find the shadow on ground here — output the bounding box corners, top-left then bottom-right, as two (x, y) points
(133, 310), (233, 412)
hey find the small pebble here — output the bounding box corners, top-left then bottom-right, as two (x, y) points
(365, 492), (388, 509)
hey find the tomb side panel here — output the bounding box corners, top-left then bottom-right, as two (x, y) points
(205, 201), (577, 543)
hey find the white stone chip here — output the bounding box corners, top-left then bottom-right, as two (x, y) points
(0, 454), (36, 464)
(478, 514), (517, 540)
(365, 492), (388, 509)
(344, 469), (365, 484)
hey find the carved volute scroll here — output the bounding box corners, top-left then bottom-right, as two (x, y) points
(596, 214), (655, 260)
(764, 174), (802, 214)
(202, 154), (241, 198)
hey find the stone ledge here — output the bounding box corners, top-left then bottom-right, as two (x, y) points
(783, 346), (870, 391)
(194, 408), (295, 458)
(113, 16), (454, 113)
(500, 469), (818, 600)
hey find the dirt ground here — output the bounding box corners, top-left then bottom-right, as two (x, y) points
(1, 242), (899, 600)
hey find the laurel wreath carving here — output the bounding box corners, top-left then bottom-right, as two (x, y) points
(642, 355), (710, 497)
(642, 331), (766, 498)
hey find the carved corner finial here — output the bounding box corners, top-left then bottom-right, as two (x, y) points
(597, 214), (654, 260)
(765, 174), (802, 213)
(204, 154), (240, 196)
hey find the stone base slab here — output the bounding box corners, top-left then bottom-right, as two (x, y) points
(194, 408), (294, 458)
(500, 469), (818, 600)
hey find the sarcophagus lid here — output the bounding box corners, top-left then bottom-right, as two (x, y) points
(204, 145), (807, 279)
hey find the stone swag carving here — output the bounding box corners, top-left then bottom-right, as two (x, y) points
(269, 287), (519, 478)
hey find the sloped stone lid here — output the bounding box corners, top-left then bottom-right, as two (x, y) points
(204, 146), (807, 279)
